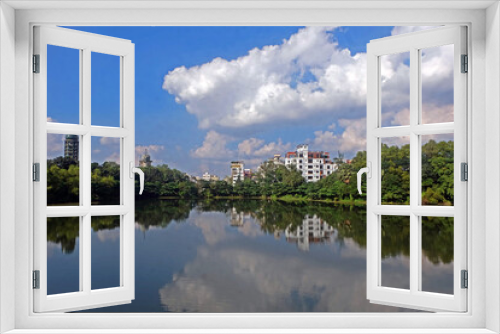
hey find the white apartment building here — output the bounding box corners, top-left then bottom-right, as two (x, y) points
(285, 214), (335, 251)
(230, 161), (245, 185)
(284, 144), (337, 182)
(202, 172), (219, 182)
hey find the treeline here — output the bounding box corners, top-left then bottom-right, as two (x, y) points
(47, 139), (453, 205)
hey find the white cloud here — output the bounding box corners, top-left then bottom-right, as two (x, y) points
(338, 118), (367, 153)
(390, 26), (437, 36)
(163, 26), (367, 133)
(238, 138), (291, 157)
(100, 137), (120, 145)
(190, 133), (291, 172)
(421, 104), (454, 124)
(104, 152), (120, 164)
(191, 131), (233, 159)
(312, 130), (337, 151)
(312, 118), (366, 156)
(47, 134), (64, 158)
(237, 138), (264, 156)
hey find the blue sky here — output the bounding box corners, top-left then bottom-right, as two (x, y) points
(47, 26), (452, 178)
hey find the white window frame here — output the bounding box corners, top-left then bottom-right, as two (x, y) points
(32, 26), (136, 313)
(366, 26), (467, 312)
(0, 1), (498, 333)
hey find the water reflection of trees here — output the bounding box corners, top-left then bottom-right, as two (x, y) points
(46, 199), (453, 264)
(47, 215), (120, 253)
(135, 200), (195, 231)
(47, 217), (80, 254)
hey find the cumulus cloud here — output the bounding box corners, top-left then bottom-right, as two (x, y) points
(191, 131), (233, 159)
(238, 138), (291, 157)
(390, 26), (437, 36)
(312, 118), (367, 155)
(104, 152), (121, 164)
(100, 137), (120, 145)
(379, 29), (453, 127)
(136, 144), (165, 154)
(47, 133), (65, 158)
(163, 26), (367, 133)
(190, 133), (292, 172)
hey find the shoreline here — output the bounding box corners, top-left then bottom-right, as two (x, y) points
(156, 195), (368, 206)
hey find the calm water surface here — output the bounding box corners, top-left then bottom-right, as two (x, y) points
(46, 199), (454, 312)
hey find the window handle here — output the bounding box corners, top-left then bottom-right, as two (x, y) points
(357, 162), (372, 195)
(129, 162), (144, 195)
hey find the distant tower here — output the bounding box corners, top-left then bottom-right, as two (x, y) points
(139, 149), (153, 167)
(64, 135), (79, 161)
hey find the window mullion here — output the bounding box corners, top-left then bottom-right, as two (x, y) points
(82, 214), (91, 293)
(81, 48), (92, 294)
(409, 47), (420, 295)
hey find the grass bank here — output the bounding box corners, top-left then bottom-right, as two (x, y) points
(157, 195), (367, 206)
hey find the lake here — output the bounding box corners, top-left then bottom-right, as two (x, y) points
(46, 199), (454, 312)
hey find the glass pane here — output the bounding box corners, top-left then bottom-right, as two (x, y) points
(421, 216), (454, 294)
(47, 217), (80, 295)
(47, 134), (80, 206)
(421, 45), (454, 124)
(381, 215), (410, 290)
(421, 134), (454, 206)
(380, 52), (410, 127)
(47, 45), (80, 124)
(91, 52), (120, 127)
(381, 137), (410, 205)
(91, 216), (121, 290)
(91, 136), (121, 205)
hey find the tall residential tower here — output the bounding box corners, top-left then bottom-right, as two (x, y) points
(64, 135), (79, 161)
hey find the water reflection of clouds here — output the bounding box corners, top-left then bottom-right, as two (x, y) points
(47, 241), (61, 257)
(192, 212), (230, 246)
(95, 228), (120, 242)
(421, 256), (453, 294)
(158, 212), (412, 312)
(381, 255), (410, 290)
(192, 211), (264, 244)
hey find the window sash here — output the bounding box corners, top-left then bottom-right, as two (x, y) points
(366, 25), (467, 312)
(33, 26), (136, 313)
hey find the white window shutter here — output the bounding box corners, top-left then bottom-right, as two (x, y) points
(366, 26), (467, 312)
(33, 26), (135, 312)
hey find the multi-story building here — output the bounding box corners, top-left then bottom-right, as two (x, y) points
(284, 144), (337, 182)
(202, 172), (220, 182)
(270, 154), (284, 166)
(285, 214), (335, 251)
(231, 161), (245, 185)
(64, 135), (79, 161)
(244, 169), (252, 180)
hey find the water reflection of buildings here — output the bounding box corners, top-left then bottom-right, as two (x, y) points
(230, 207), (252, 227)
(285, 214), (335, 251)
(228, 207), (335, 252)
